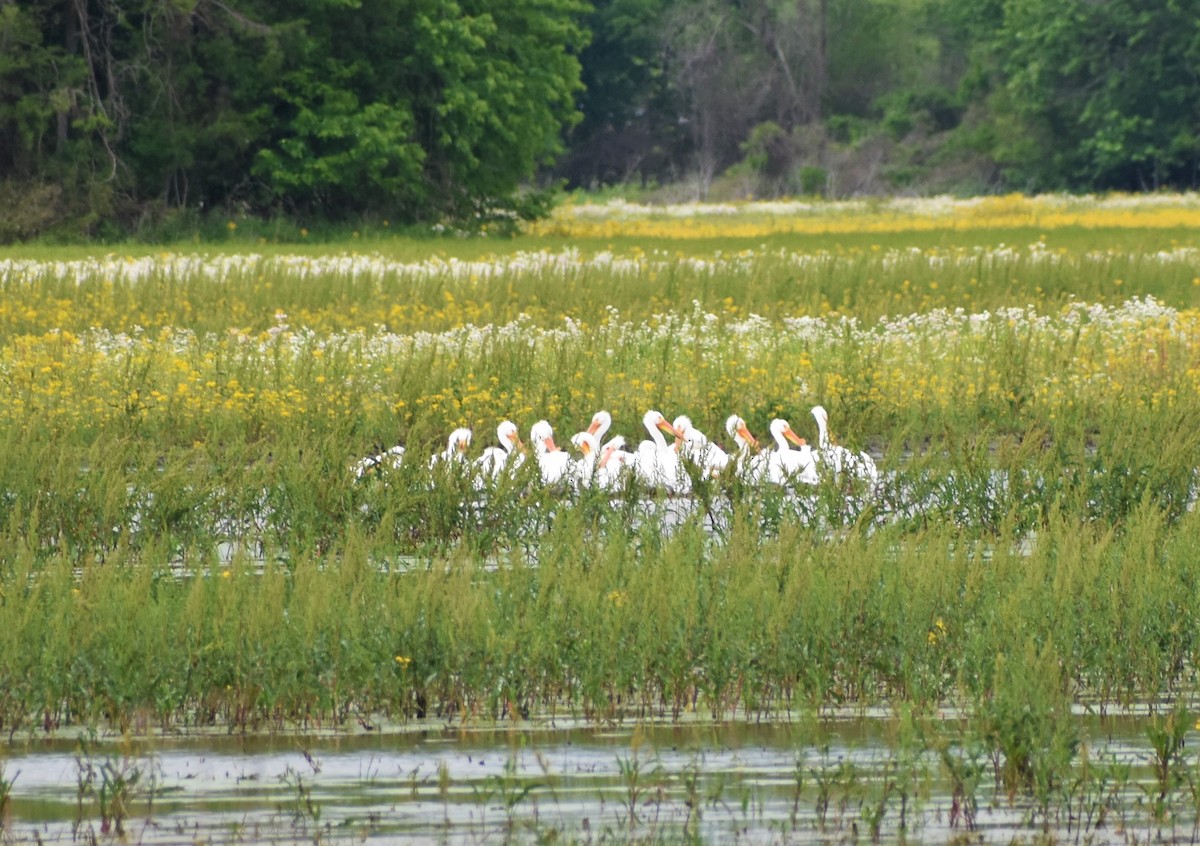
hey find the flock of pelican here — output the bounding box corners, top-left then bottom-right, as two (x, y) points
(354, 407), (878, 494)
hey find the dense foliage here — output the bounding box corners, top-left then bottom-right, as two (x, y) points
(2, 0), (1200, 238)
(0, 0), (585, 238)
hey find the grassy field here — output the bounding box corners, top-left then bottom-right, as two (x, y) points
(1, 194), (1200, 739)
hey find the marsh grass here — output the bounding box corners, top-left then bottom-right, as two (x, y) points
(4, 235), (1200, 339)
(3, 199), (1200, 739)
(1, 503), (1198, 734)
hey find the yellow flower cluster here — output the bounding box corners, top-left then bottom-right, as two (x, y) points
(2, 298), (1196, 448)
(2, 201), (1198, 449)
(533, 194), (1200, 239)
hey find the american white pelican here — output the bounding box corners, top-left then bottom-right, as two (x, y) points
(353, 445), (405, 480)
(586, 410), (612, 443)
(724, 415), (759, 454)
(429, 427), (472, 469)
(725, 414), (763, 481)
(589, 409), (634, 463)
(570, 431), (601, 488)
(811, 405), (878, 483)
(597, 435), (634, 491)
(634, 410), (690, 493)
(765, 418), (819, 485)
(477, 420), (524, 477)
(673, 415), (730, 477)
(530, 420), (573, 485)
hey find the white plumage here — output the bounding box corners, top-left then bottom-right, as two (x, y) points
(531, 419), (572, 485)
(811, 405), (878, 484)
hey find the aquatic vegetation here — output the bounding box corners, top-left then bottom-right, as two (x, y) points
(5, 715), (1200, 845)
(1, 195), (1200, 742)
(0, 508), (1198, 736)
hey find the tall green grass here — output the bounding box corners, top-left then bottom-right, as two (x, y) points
(3, 226), (1200, 735)
(1, 505), (1197, 734)
(3, 240), (1200, 337)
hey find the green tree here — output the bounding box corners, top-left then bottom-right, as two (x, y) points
(987, 0), (1200, 190)
(253, 0), (588, 221)
(0, 0), (107, 236)
(0, 0), (587, 237)
(558, 0), (684, 187)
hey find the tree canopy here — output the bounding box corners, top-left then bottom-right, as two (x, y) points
(2, 0), (1199, 239)
(0, 0), (585, 236)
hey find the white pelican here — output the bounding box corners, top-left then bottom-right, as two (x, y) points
(477, 420), (524, 477)
(353, 445), (405, 480)
(586, 408), (632, 454)
(725, 415), (763, 482)
(597, 435), (635, 491)
(724, 415), (759, 455)
(634, 410), (690, 493)
(569, 431), (600, 488)
(586, 410), (612, 443)
(530, 420), (573, 485)
(673, 415), (730, 477)
(765, 418), (819, 485)
(810, 405), (878, 483)
(429, 427), (472, 469)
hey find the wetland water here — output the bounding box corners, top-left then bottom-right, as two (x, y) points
(3, 713), (1197, 844)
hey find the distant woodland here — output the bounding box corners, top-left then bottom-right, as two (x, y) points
(3, 0), (1200, 239)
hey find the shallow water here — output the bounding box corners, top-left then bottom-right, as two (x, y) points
(3, 714), (1196, 844)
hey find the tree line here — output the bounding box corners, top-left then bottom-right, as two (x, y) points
(2, 0), (1199, 240)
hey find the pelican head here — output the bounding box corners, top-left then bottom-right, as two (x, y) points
(770, 418), (806, 448)
(571, 431), (597, 456)
(671, 415), (693, 450)
(644, 409), (682, 438)
(497, 420), (523, 452)
(448, 427), (472, 452)
(725, 415), (758, 449)
(530, 420), (557, 453)
(587, 410), (612, 437)
(599, 435), (626, 468)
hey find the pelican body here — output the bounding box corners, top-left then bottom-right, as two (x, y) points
(634, 410), (690, 494)
(531, 420), (573, 485)
(674, 415), (730, 477)
(353, 445), (405, 480)
(811, 405), (878, 484)
(430, 427), (473, 469)
(765, 418), (819, 485)
(477, 420), (524, 478)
